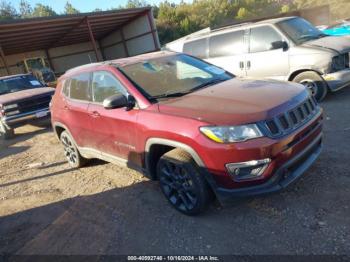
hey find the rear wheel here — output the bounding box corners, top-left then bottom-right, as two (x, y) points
(157, 148), (211, 215)
(0, 122), (14, 140)
(60, 131), (87, 168)
(293, 71), (328, 102)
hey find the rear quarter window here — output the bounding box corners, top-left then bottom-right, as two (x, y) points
(69, 73), (91, 101)
(62, 79), (70, 97)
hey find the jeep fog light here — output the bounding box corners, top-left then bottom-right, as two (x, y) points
(226, 159), (271, 181)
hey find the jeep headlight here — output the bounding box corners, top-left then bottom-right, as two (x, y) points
(200, 124), (263, 143)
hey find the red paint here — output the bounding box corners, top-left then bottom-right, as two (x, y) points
(51, 52), (323, 194)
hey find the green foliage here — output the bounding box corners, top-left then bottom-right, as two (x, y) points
(19, 0), (32, 18)
(294, 0), (350, 20)
(125, 0), (149, 9)
(64, 1), (80, 15)
(0, 0), (18, 21)
(31, 3), (57, 17)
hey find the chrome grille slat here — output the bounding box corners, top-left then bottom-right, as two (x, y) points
(263, 97), (319, 138)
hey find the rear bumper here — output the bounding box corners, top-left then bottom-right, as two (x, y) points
(1, 108), (50, 128)
(214, 132), (322, 202)
(323, 68), (350, 92)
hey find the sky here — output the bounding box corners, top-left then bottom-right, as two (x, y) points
(10, 0), (188, 13)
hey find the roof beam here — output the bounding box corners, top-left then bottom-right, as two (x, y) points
(86, 17), (102, 62)
(0, 45), (10, 74)
(46, 17), (87, 49)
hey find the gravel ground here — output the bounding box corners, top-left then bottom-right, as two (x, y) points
(0, 88), (349, 256)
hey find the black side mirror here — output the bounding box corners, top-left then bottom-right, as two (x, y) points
(271, 41), (288, 51)
(103, 93), (135, 110)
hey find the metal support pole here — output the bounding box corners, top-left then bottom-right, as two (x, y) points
(86, 17), (101, 62)
(120, 28), (129, 57)
(147, 10), (160, 50)
(45, 49), (54, 71)
(0, 45), (10, 75)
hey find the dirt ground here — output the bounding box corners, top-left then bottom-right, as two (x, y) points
(0, 87), (349, 256)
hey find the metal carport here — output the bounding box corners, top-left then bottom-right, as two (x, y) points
(0, 7), (160, 76)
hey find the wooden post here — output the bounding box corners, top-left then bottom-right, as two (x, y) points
(45, 49), (54, 71)
(120, 28), (129, 57)
(0, 45), (10, 75)
(86, 17), (101, 62)
(147, 10), (160, 50)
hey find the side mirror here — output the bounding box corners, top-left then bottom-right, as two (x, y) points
(103, 93), (135, 110)
(271, 41), (288, 51)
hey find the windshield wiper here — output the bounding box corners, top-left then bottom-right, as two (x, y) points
(151, 91), (192, 100)
(151, 78), (227, 100)
(191, 78), (227, 92)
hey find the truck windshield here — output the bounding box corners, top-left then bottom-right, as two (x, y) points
(277, 17), (327, 45)
(0, 75), (44, 95)
(119, 54), (233, 101)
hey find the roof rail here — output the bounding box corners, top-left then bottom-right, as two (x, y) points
(211, 22), (252, 32)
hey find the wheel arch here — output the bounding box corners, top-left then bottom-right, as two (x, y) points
(145, 138), (206, 180)
(288, 69), (324, 81)
(52, 122), (76, 144)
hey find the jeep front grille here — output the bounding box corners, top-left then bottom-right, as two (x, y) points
(263, 97), (319, 138)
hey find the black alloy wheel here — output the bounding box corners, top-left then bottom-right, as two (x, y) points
(157, 148), (211, 215)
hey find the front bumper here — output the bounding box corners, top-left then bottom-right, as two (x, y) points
(323, 68), (350, 92)
(1, 108), (51, 128)
(214, 132), (322, 202)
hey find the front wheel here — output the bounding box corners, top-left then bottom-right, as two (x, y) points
(157, 148), (211, 215)
(293, 71), (328, 102)
(60, 131), (87, 168)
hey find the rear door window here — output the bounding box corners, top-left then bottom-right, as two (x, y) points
(209, 30), (245, 57)
(183, 38), (207, 58)
(62, 79), (70, 97)
(249, 26), (283, 53)
(69, 73), (91, 101)
(92, 71), (127, 103)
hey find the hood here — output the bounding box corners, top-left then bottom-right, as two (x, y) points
(0, 87), (55, 105)
(158, 78), (308, 126)
(304, 35), (350, 54)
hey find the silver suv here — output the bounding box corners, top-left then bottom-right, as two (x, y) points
(165, 16), (350, 101)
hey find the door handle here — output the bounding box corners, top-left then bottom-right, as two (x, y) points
(63, 105), (69, 110)
(90, 111), (100, 118)
(239, 61), (244, 70)
(247, 61), (251, 69)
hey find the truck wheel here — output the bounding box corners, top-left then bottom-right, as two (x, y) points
(60, 131), (87, 168)
(0, 122), (15, 140)
(157, 148), (211, 215)
(293, 71), (328, 102)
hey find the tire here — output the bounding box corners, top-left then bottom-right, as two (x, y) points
(292, 71), (328, 102)
(60, 131), (87, 168)
(157, 148), (211, 215)
(0, 122), (15, 140)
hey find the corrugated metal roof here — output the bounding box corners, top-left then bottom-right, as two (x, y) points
(0, 7), (151, 55)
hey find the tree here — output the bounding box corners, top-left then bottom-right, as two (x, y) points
(19, 0), (32, 18)
(31, 3), (57, 17)
(64, 1), (80, 15)
(125, 0), (148, 9)
(0, 0), (17, 20)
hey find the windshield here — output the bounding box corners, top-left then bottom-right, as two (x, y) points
(119, 54), (233, 101)
(0, 75), (44, 95)
(277, 17), (326, 45)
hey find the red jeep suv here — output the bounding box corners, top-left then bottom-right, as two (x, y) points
(51, 51), (323, 215)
